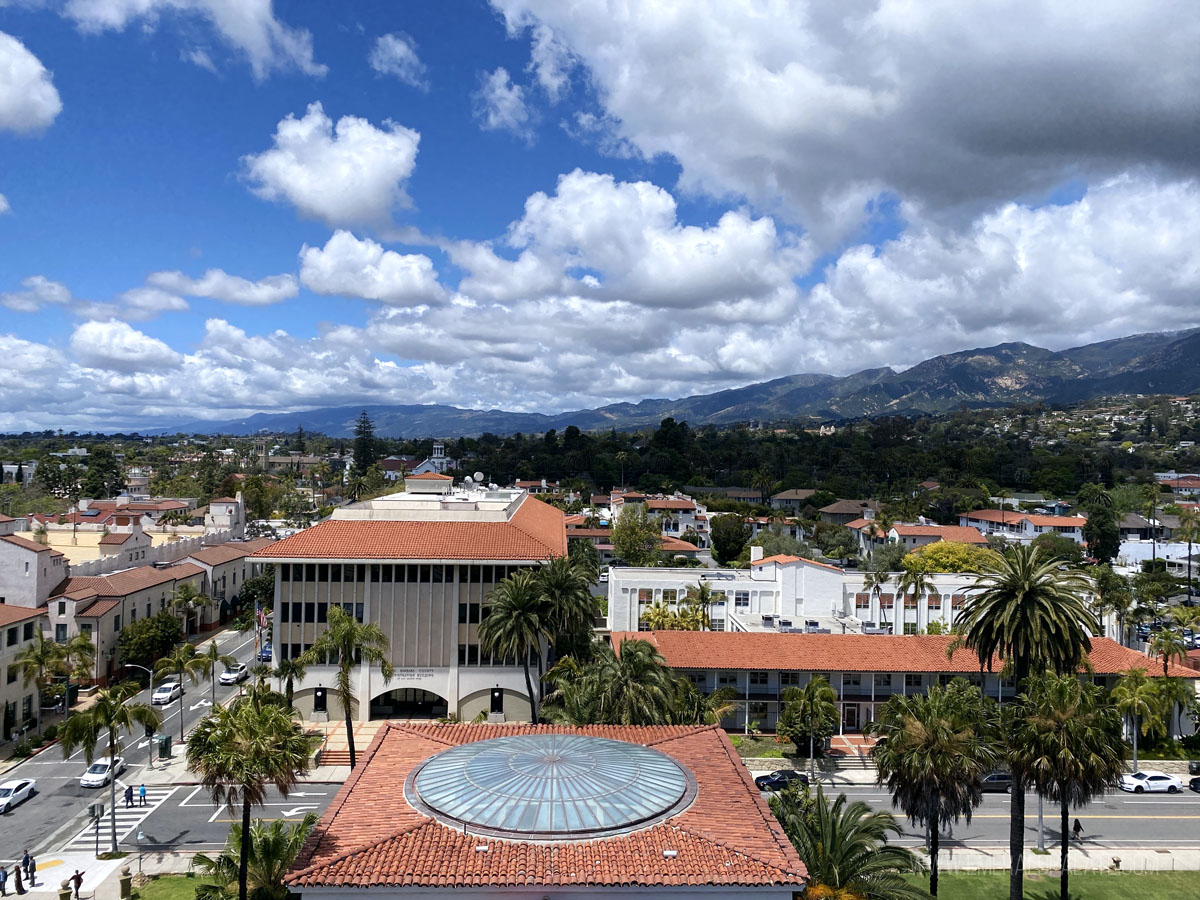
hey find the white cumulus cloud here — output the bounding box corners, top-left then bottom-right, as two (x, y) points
(0, 275), (72, 312)
(0, 31), (63, 134)
(241, 101), (420, 228)
(61, 0), (326, 79)
(0, 194), (9, 215)
(299, 230), (445, 306)
(473, 67), (533, 140)
(70, 320), (183, 372)
(368, 32), (428, 89)
(147, 268), (298, 305)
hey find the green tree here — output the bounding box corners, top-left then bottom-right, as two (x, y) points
(479, 570), (549, 724)
(14, 632), (65, 737)
(1093, 565), (1133, 645)
(672, 681), (738, 726)
(956, 544), (1097, 900)
(751, 466), (777, 504)
(301, 605), (393, 769)
(538, 555), (597, 658)
(63, 632), (96, 717)
(238, 566), (276, 616)
(117, 612), (183, 671)
(710, 513), (751, 565)
(59, 682), (160, 854)
(1011, 675), (1125, 900)
(272, 657), (308, 710)
(611, 504), (663, 566)
(1078, 484), (1120, 565)
(1176, 506), (1200, 594)
(199, 640), (237, 705)
(869, 680), (996, 897)
(187, 696), (321, 900)
(1110, 667), (1165, 773)
(771, 786), (930, 900)
(170, 581), (211, 638)
(195, 813), (318, 900)
(566, 537), (601, 582)
(351, 410), (378, 477)
(154, 643), (208, 742)
(586, 639), (678, 725)
(777, 675), (840, 779)
(1030, 531), (1084, 565)
(682, 582), (716, 630)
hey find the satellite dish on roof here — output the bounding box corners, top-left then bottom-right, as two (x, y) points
(474, 472), (485, 482)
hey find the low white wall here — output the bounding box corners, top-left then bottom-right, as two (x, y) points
(69, 529), (233, 576)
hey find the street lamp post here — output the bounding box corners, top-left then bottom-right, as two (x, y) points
(136, 830), (145, 874)
(124, 664), (155, 770)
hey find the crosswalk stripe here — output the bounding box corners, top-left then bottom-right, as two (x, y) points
(61, 787), (179, 852)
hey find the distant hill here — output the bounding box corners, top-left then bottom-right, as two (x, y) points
(167, 327), (1200, 437)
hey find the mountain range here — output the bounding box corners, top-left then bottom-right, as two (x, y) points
(169, 327), (1200, 438)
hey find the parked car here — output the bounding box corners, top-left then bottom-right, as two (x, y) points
(256, 643), (273, 662)
(754, 770), (809, 792)
(152, 681), (182, 704)
(981, 772), (1013, 793)
(1189, 760), (1200, 776)
(219, 664), (249, 685)
(80, 757), (125, 788)
(1118, 770), (1183, 793)
(1189, 776), (1200, 794)
(0, 779), (36, 813)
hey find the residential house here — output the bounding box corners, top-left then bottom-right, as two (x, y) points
(180, 537), (276, 622)
(957, 509), (1086, 544)
(0, 516), (68, 609)
(819, 499), (880, 525)
(769, 488), (817, 511)
(0, 606), (49, 736)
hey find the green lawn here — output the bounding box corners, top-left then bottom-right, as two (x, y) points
(907, 870), (1198, 899)
(728, 734), (790, 758)
(132, 874), (198, 900)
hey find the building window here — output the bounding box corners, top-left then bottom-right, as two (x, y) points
(6, 667), (16, 684)
(843, 674), (861, 688)
(903, 622), (918, 635)
(855, 593), (870, 610)
(5, 628), (15, 647)
(927, 594), (941, 610)
(80, 624), (92, 639)
(22, 623), (33, 641)
(750, 671), (769, 687)
(878, 593), (894, 609)
(874, 673), (892, 688)
(662, 589), (677, 604)
(129, 609), (137, 623)
(779, 672), (800, 687)
(735, 591), (750, 609)
(717, 672), (738, 686)
(57, 601), (66, 616)
(637, 589), (653, 602)
(905, 674), (923, 689)
(114, 615), (121, 633)
(904, 595), (918, 610)
(458, 603), (469, 624)
(711, 618), (725, 631)
(316, 603), (328, 624)
(951, 595), (966, 610)
(280, 603), (290, 623)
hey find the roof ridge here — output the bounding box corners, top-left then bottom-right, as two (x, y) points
(508, 495), (566, 557)
(642, 723), (718, 746)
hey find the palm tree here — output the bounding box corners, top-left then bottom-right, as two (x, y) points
(778, 675), (840, 779)
(1142, 483), (1161, 562)
(171, 582), (211, 638)
(682, 582), (715, 630)
(62, 632), (96, 718)
(771, 786), (930, 900)
(199, 641), (237, 705)
(1148, 629), (1189, 679)
(639, 601), (678, 631)
(59, 682), (160, 854)
(159, 509), (191, 533)
(751, 466), (776, 504)
(869, 680), (996, 897)
(1011, 674), (1124, 900)
(587, 639), (678, 725)
(300, 605), (393, 769)
(1177, 506), (1199, 596)
(955, 544), (1097, 900)
(672, 680), (738, 726)
(537, 555), (596, 657)
(272, 658), (308, 710)
(479, 570), (549, 725)
(897, 567), (933, 631)
(155, 643), (208, 742)
(14, 632), (65, 737)
(187, 695), (321, 900)
(614, 451), (628, 487)
(194, 812), (318, 900)
(1093, 565), (1133, 644)
(1111, 667), (1164, 772)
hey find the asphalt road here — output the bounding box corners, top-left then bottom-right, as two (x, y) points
(790, 787), (1200, 848)
(0, 627), (266, 861)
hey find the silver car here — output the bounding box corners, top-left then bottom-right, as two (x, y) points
(0, 779), (36, 813)
(80, 757), (125, 789)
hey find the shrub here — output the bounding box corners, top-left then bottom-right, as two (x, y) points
(11, 739), (32, 758)
(42, 724), (58, 742)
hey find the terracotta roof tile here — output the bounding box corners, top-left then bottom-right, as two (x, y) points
(406, 472), (452, 481)
(750, 555), (844, 573)
(962, 509), (1085, 527)
(646, 499), (697, 511)
(0, 606), (46, 627)
(0, 535), (64, 556)
(614, 632), (1196, 678)
(287, 723), (805, 890)
(894, 525), (988, 544)
(98, 532), (134, 545)
(186, 542), (272, 566)
(51, 564), (204, 600)
(255, 496), (566, 561)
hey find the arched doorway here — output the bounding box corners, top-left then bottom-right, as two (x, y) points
(369, 688), (448, 719)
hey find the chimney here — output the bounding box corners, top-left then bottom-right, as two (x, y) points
(750, 546), (764, 563)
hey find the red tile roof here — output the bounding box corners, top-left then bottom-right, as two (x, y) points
(98, 532), (134, 545)
(893, 525), (988, 544)
(255, 496), (567, 561)
(287, 723), (806, 890)
(750, 554), (844, 573)
(51, 563), (204, 601)
(0, 514), (13, 523)
(185, 540), (274, 566)
(406, 472), (452, 481)
(0, 535), (63, 556)
(0, 606), (46, 627)
(647, 499), (697, 511)
(614, 632), (1196, 678)
(962, 509), (1085, 527)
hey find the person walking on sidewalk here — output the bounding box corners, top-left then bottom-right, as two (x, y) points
(13, 865), (23, 895)
(17, 855), (26, 880)
(139, 784), (147, 807)
(124, 785), (134, 808)
(1072, 818), (1084, 841)
(70, 870), (85, 900)
(0, 862), (9, 895)
(24, 858), (34, 888)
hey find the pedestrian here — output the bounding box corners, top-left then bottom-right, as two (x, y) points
(24, 859), (33, 888)
(70, 870), (85, 900)
(138, 784), (147, 807)
(13, 865), (22, 895)
(124, 785), (134, 808)
(0, 862), (8, 896)
(17, 855), (26, 880)
(1073, 818), (1084, 841)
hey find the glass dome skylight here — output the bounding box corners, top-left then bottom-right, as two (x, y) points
(406, 733), (696, 840)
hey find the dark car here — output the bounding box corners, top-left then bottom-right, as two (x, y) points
(1190, 776), (1200, 794)
(981, 772), (1013, 793)
(755, 770), (808, 792)
(256, 642), (273, 662)
(1188, 760), (1200, 776)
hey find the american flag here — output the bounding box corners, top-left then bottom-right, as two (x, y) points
(256, 602), (268, 630)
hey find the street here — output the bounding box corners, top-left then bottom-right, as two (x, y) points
(790, 787), (1200, 848)
(0, 627), (267, 861)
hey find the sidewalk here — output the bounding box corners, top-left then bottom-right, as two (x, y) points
(934, 844), (1200, 871)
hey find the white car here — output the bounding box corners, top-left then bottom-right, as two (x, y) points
(80, 757), (125, 788)
(1119, 770), (1183, 794)
(0, 779), (36, 813)
(152, 681), (182, 704)
(219, 664), (248, 685)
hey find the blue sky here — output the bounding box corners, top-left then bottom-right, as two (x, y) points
(1, 1), (1198, 430)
